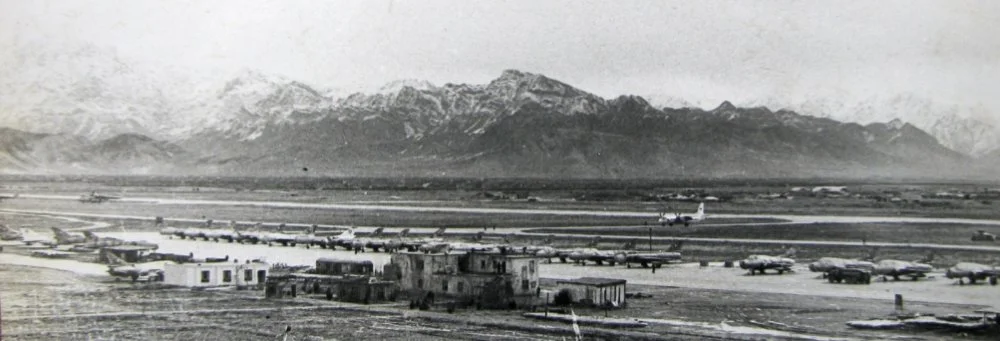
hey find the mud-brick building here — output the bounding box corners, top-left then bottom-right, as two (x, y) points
(265, 258), (398, 304)
(337, 277), (400, 304)
(389, 252), (542, 309)
(553, 277), (627, 308)
(315, 258), (374, 276)
(164, 260), (269, 288)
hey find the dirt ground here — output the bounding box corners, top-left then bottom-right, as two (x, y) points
(2, 263), (997, 341)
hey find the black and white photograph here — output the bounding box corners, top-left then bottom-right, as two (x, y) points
(1, 0), (999, 340)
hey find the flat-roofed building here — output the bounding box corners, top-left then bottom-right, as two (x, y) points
(164, 260), (268, 288)
(554, 277), (627, 308)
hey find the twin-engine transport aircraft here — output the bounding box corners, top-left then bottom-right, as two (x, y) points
(657, 203), (706, 226)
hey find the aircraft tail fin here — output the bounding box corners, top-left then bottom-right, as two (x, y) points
(372, 227), (384, 237)
(474, 231), (484, 241)
(51, 227), (72, 242)
(433, 227), (446, 238)
(310, 224), (318, 235)
(105, 251), (129, 266)
(696, 202), (705, 218)
(83, 231), (99, 241)
(205, 219), (213, 228)
(399, 228), (410, 238)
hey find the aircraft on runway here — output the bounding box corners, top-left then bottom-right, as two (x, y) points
(564, 241), (638, 266)
(0, 193), (19, 202)
(657, 203), (705, 227)
(105, 252), (172, 282)
(740, 253), (796, 275)
(79, 192), (121, 203)
(945, 262), (998, 285)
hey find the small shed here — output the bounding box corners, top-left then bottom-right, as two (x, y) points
(554, 277), (627, 308)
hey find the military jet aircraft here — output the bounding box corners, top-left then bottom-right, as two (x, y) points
(864, 248), (935, 281)
(657, 202), (706, 227)
(945, 262), (998, 285)
(79, 192), (121, 203)
(51, 227), (87, 245)
(0, 193), (19, 202)
(105, 252), (173, 282)
(259, 223), (298, 247)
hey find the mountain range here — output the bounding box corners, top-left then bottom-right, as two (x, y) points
(0, 44), (996, 179)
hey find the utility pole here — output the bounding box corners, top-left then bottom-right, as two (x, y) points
(648, 227), (653, 251)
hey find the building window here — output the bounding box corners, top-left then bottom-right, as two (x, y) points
(457, 281), (464, 293)
(416, 260), (424, 271)
(529, 261), (535, 274)
(521, 279), (529, 290)
(481, 260), (486, 270)
(442, 280), (448, 292)
(530, 281), (536, 290)
(418, 278), (423, 289)
(223, 270), (232, 283)
(200, 270), (210, 283)
(245, 269), (253, 282)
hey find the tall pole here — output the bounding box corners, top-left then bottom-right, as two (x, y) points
(648, 227), (653, 251)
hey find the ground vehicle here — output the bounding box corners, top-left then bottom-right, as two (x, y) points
(827, 268), (872, 284)
(971, 230), (997, 242)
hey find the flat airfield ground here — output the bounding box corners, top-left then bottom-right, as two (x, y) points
(3, 181), (1000, 340)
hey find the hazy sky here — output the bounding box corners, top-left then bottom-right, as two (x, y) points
(1, 0), (998, 116)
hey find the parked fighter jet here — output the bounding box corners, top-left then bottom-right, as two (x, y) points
(0, 193), (19, 202)
(78, 231), (158, 250)
(105, 252), (172, 282)
(616, 241), (685, 269)
(291, 224), (328, 248)
(945, 262), (998, 285)
(259, 223), (298, 247)
(740, 254), (795, 275)
(51, 227), (87, 245)
(872, 259), (934, 281)
(864, 248), (935, 281)
(566, 241), (639, 266)
(390, 227), (447, 252)
(657, 203), (706, 227)
(79, 192), (121, 203)
(327, 228), (357, 249)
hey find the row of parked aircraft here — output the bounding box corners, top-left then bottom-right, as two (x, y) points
(1, 225), (157, 251)
(804, 250), (998, 286)
(158, 221), (690, 269)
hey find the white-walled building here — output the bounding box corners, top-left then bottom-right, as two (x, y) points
(164, 261), (269, 288)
